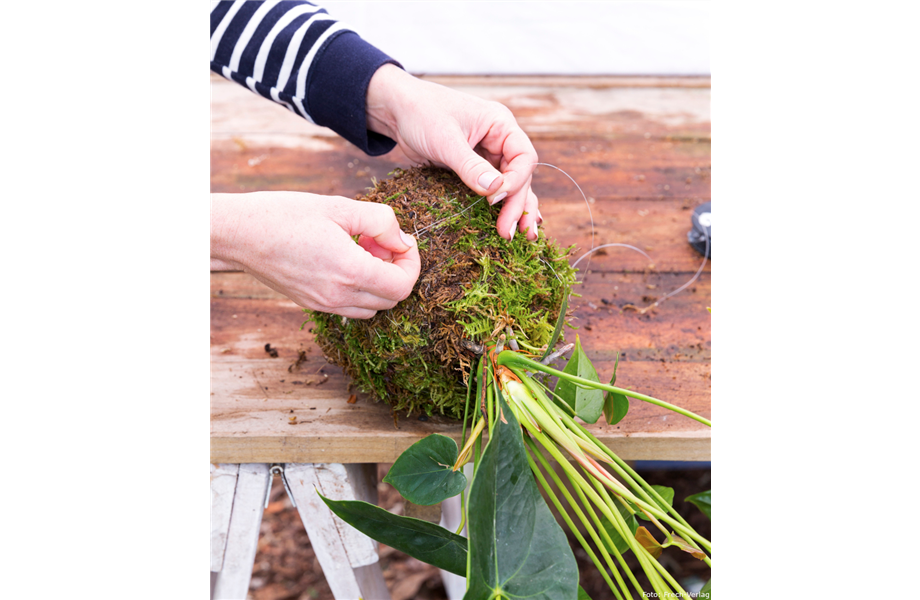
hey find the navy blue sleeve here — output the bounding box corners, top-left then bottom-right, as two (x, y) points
(210, 1), (401, 156)
(305, 31), (400, 156)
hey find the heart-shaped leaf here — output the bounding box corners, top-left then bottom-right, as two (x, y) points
(383, 434), (467, 505)
(603, 392), (629, 425)
(635, 526), (663, 559)
(685, 490), (711, 520)
(599, 505), (639, 555)
(636, 485), (674, 521)
(318, 494), (468, 576)
(663, 533), (707, 560)
(554, 335), (604, 424)
(603, 351), (629, 425)
(465, 393), (578, 599)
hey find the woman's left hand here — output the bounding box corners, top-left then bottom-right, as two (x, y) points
(366, 64), (542, 241)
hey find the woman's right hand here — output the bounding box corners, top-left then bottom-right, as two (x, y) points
(211, 192), (421, 319)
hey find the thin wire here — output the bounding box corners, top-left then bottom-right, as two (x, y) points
(533, 161), (709, 313)
(534, 162), (595, 275)
(641, 222), (709, 314)
(414, 195), (486, 237)
(572, 243), (653, 270)
(395, 161), (708, 316)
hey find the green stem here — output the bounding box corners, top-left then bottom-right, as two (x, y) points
(524, 435), (638, 600)
(522, 421), (647, 597)
(486, 364), (495, 440)
(578, 465), (669, 598)
(522, 439), (628, 600)
(524, 381), (711, 554)
(497, 351), (711, 427)
(566, 457), (647, 598)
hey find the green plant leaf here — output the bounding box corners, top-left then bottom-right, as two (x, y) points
(577, 585), (593, 600)
(540, 294), (569, 362)
(318, 494), (468, 576)
(554, 335), (604, 424)
(635, 526), (663, 559)
(685, 490), (711, 520)
(663, 533), (707, 560)
(635, 485), (674, 520)
(382, 434), (467, 505)
(651, 485), (674, 510)
(602, 392), (629, 426)
(599, 502), (640, 555)
(697, 577), (719, 600)
(465, 394), (578, 600)
(603, 352), (630, 425)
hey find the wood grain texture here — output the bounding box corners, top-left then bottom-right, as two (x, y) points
(211, 464), (271, 599)
(211, 75), (711, 464)
(210, 464), (240, 573)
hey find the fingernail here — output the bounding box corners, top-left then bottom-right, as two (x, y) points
(509, 220), (518, 240)
(478, 171), (500, 191)
(490, 192), (507, 206)
(399, 230), (415, 247)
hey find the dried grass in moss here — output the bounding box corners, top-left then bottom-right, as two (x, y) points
(307, 166), (577, 420)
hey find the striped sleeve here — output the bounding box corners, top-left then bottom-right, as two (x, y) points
(210, 0), (401, 156)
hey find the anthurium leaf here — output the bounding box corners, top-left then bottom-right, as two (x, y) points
(554, 335), (604, 424)
(685, 490), (711, 520)
(318, 494), (468, 576)
(651, 485), (674, 510)
(382, 434), (467, 505)
(697, 577), (719, 600)
(603, 392), (629, 425)
(465, 394), (578, 600)
(635, 526), (663, 559)
(577, 585), (593, 600)
(599, 505), (639, 555)
(663, 533), (707, 560)
(636, 485), (674, 521)
(603, 353), (630, 425)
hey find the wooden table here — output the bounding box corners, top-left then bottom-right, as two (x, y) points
(210, 73), (711, 599)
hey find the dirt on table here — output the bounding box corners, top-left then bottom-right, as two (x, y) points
(245, 464), (710, 600)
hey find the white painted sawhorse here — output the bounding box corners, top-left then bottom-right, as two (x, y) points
(210, 463), (388, 600)
(210, 463), (468, 600)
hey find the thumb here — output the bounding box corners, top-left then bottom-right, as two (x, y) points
(439, 140), (504, 200)
(341, 201), (415, 253)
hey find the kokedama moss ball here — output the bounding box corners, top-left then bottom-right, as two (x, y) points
(309, 166), (576, 420)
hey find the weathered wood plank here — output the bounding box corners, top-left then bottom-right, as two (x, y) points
(285, 463), (389, 600)
(211, 463), (271, 600)
(209, 463), (240, 573)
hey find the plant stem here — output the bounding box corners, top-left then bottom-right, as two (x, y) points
(545, 394), (712, 555)
(566, 459), (647, 598)
(498, 351), (711, 427)
(522, 439), (628, 600)
(520, 420), (648, 597)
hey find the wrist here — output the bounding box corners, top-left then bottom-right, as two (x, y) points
(366, 63), (416, 139)
(210, 193), (248, 270)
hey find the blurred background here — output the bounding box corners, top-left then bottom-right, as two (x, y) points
(321, 0), (710, 75)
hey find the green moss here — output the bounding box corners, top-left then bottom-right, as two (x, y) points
(308, 166), (577, 421)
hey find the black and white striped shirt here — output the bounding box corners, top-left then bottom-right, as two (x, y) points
(210, 1), (401, 155)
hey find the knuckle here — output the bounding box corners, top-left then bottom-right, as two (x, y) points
(371, 202), (396, 222)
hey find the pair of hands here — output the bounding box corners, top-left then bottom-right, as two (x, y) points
(211, 65), (540, 318)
